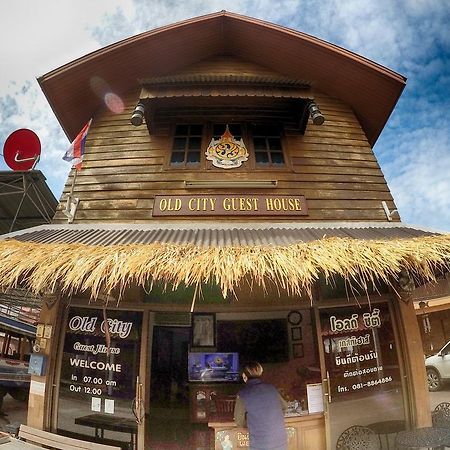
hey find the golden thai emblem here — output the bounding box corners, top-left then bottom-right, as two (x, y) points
(206, 125), (248, 169)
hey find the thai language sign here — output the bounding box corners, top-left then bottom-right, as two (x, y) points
(321, 303), (400, 399)
(152, 194), (308, 216)
(215, 427), (297, 449)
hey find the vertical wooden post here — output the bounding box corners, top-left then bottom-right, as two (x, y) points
(395, 295), (431, 427)
(27, 291), (62, 430)
(137, 310), (149, 450)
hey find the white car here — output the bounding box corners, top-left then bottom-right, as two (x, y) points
(426, 341), (450, 391)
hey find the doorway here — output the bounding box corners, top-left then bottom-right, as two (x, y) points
(148, 326), (212, 449)
(317, 302), (407, 450)
(150, 326), (190, 410)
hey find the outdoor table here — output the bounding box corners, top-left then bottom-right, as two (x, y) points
(367, 419), (405, 449)
(396, 426), (450, 449)
(75, 413), (137, 449)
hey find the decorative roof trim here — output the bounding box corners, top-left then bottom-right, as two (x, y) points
(140, 74), (311, 87)
(0, 225), (447, 302)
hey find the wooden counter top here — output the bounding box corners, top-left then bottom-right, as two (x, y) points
(208, 412), (324, 428)
(209, 413), (326, 450)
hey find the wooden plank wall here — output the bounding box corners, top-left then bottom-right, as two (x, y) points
(53, 84), (398, 224)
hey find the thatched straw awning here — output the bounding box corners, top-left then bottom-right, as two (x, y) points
(0, 223), (449, 301)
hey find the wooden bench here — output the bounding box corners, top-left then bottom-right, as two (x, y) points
(18, 424), (121, 450)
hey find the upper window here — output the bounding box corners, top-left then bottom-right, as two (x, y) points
(252, 124), (284, 166)
(169, 122), (286, 169)
(170, 124), (203, 167)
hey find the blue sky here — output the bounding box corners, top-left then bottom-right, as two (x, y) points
(0, 0), (449, 231)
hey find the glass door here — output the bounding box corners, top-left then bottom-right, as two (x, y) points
(57, 307), (142, 449)
(317, 302), (406, 450)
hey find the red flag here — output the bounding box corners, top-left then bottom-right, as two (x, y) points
(62, 119), (92, 170)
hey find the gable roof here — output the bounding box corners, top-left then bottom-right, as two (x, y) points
(38, 11), (406, 146)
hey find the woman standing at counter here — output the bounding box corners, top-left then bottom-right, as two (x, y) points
(234, 361), (288, 450)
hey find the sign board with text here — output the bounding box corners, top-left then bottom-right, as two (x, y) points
(152, 194), (308, 217)
(320, 303), (401, 400)
(57, 307), (142, 437)
(215, 426), (297, 449)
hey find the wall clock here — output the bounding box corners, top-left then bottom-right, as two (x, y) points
(288, 311), (302, 325)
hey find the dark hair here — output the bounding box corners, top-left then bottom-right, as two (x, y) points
(243, 361), (263, 379)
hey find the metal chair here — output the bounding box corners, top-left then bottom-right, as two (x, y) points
(336, 425), (380, 450)
(395, 426), (450, 449)
(432, 402), (450, 428)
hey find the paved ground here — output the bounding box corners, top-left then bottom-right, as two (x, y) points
(0, 395), (27, 435)
(0, 436), (42, 449)
(430, 388), (450, 410)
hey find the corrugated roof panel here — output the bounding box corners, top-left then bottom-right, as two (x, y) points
(7, 223), (440, 247)
(197, 228), (207, 247)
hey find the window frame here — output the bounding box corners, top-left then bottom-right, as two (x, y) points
(251, 123), (287, 169)
(165, 121), (291, 172)
(166, 123), (205, 170)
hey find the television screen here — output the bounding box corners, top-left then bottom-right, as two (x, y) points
(188, 352), (240, 382)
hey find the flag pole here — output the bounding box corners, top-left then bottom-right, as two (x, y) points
(62, 168), (79, 223)
(62, 118), (91, 223)
(69, 168), (78, 197)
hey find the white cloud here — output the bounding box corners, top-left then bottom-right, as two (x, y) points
(0, 0), (449, 230)
(0, 1), (130, 88)
(379, 126), (450, 231)
(0, 0), (135, 193)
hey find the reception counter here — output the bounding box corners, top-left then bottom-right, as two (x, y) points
(209, 412), (326, 450)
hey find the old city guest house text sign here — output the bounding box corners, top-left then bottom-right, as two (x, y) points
(153, 194), (308, 216)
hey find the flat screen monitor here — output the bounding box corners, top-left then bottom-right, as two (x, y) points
(188, 352), (240, 382)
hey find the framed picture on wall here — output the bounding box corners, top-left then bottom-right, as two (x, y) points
(191, 313), (216, 347)
(293, 343), (304, 359)
(291, 327), (302, 341)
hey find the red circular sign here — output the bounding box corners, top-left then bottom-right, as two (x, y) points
(3, 129), (41, 171)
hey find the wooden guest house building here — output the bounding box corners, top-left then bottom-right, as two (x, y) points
(0, 11), (449, 450)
